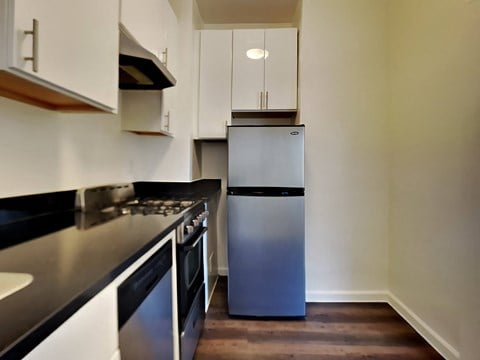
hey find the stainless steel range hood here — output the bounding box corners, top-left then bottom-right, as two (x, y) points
(119, 24), (176, 90)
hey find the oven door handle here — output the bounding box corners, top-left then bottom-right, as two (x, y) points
(183, 228), (207, 251)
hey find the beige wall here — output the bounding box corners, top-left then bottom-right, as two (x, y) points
(299, 0), (390, 299)
(388, 0), (480, 358)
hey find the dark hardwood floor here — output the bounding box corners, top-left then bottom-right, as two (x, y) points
(194, 277), (443, 360)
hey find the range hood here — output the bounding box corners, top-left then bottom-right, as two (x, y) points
(119, 24), (176, 90)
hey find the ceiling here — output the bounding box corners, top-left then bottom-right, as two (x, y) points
(195, 0), (300, 24)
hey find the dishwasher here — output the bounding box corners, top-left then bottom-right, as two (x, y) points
(118, 241), (174, 360)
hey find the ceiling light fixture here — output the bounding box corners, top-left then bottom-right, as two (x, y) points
(246, 48), (269, 60)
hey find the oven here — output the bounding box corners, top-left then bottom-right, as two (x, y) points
(176, 203), (208, 360)
(177, 226), (206, 318)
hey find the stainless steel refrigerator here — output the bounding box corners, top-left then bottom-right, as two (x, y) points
(227, 125), (305, 317)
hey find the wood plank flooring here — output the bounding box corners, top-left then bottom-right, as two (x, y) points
(194, 277), (443, 360)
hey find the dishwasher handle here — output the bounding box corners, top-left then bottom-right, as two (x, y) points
(118, 241), (172, 329)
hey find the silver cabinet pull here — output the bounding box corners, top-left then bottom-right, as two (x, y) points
(164, 111), (170, 131)
(266, 91), (269, 109)
(162, 48), (168, 66)
(260, 91), (263, 110)
(24, 19), (39, 72)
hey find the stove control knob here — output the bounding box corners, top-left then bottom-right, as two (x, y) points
(192, 219), (200, 227)
(197, 214), (204, 221)
(186, 225), (194, 234)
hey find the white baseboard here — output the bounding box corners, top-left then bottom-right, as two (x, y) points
(387, 292), (459, 360)
(306, 290), (388, 302)
(217, 267), (228, 276)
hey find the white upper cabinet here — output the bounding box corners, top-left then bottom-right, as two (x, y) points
(120, 0), (177, 135)
(231, 29), (264, 111)
(121, 0), (176, 73)
(197, 30), (232, 139)
(231, 28), (297, 111)
(121, 90), (174, 136)
(161, 0), (177, 71)
(0, 0), (119, 112)
(161, 1), (177, 134)
(264, 28), (298, 110)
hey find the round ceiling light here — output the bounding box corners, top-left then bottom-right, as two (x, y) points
(246, 48), (269, 60)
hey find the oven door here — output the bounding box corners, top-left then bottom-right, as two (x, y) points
(177, 227), (206, 326)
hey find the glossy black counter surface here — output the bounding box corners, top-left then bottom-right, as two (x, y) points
(0, 212), (183, 359)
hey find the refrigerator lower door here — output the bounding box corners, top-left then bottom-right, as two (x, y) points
(227, 195), (305, 317)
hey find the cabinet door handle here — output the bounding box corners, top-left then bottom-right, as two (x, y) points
(162, 48), (168, 67)
(164, 111), (170, 131)
(24, 19), (39, 73)
(260, 91), (263, 110)
(266, 91), (269, 109)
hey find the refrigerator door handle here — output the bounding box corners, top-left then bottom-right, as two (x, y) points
(227, 187), (304, 196)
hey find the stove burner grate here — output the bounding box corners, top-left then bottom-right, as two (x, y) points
(120, 199), (197, 216)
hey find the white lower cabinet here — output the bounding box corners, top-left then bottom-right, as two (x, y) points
(23, 284), (118, 360)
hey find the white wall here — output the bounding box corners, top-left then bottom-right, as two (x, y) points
(0, 0), (198, 198)
(388, 1), (480, 359)
(0, 97), (133, 197)
(299, 0), (390, 300)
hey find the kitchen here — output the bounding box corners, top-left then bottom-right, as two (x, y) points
(0, 0), (479, 359)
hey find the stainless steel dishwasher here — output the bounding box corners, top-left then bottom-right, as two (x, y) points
(117, 242), (174, 360)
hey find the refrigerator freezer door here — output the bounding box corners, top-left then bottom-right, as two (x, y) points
(228, 126), (304, 188)
(227, 195), (305, 317)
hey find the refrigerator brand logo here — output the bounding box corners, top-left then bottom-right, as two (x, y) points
(290, 131), (299, 135)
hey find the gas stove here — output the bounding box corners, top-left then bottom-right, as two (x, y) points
(120, 198), (197, 216)
(120, 197), (208, 245)
(74, 183), (207, 242)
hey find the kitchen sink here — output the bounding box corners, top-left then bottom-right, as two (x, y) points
(0, 273), (33, 301)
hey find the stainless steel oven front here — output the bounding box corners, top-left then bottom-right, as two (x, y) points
(176, 203), (208, 360)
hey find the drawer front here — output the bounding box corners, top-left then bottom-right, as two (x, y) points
(180, 283), (205, 360)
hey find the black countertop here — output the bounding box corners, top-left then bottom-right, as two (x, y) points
(0, 179), (221, 359)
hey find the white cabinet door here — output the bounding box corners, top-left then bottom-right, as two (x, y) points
(161, 0), (177, 133)
(121, 90), (174, 136)
(198, 30), (232, 138)
(264, 28), (297, 110)
(162, 0), (177, 70)
(231, 28), (297, 111)
(231, 29), (265, 111)
(121, 0), (176, 71)
(23, 284), (118, 360)
(1, 0), (118, 112)
(121, 0), (163, 58)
